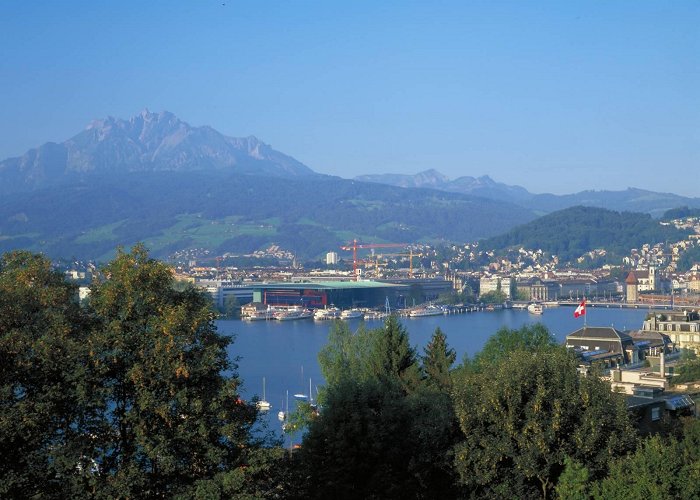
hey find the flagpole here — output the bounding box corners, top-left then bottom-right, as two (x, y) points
(583, 296), (587, 329)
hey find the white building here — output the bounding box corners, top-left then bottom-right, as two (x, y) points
(326, 252), (339, 265)
(479, 275), (513, 299)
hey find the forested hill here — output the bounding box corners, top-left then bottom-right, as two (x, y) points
(481, 206), (691, 263)
(0, 171), (537, 260)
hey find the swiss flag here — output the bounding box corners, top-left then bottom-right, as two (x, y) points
(574, 299), (586, 318)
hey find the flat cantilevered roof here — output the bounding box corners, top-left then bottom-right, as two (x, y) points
(250, 280), (407, 290)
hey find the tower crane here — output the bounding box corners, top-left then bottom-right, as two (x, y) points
(375, 249), (424, 278)
(339, 240), (409, 280)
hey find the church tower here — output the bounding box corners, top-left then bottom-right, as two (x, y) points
(625, 271), (638, 303)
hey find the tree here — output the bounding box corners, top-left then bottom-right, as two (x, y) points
(297, 378), (412, 499)
(222, 294), (240, 319)
(318, 320), (374, 389)
(300, 317), (464, 498)
(367, 315), (421, 392)
(86, 245), (260, 498)
(479, 289), (507, 304)
(464, 323), (556, 373)
(0, 251), (98, 498)
(555, 457), (591, 500)
(452, 345), (637, 498)
(593, 431), (700, 499)
(422, 327), (456, 391)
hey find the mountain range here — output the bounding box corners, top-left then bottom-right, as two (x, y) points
(0, 110), (696, 261)
(355, 170), (700, 218)
(0, 110), (315, 195)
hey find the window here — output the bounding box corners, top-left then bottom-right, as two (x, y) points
(651, 407), (661, 421)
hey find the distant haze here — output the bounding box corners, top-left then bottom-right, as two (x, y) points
(1, 2), (698, 197)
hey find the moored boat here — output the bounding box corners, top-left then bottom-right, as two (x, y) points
(363, 310), (388, 321)
(409, 304), (444, 317)
(256, 377), (271, 411)
(340, 308), (364, 320)
(527, 303), (544, 315)
(245, 309), (273, 321)
(314, 306), (341, 320)
(274, 307), (313, 321)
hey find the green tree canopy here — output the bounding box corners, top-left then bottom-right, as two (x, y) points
(479, 289), (508, 304)
(319, 316), (421, 394)
(0, 251), (97, 498)
(301, 317), (463, 498)
(594, 422), (700, 500)
(85, 245), (262, 497)
(463, 323), (556, 373)
(318, 320), (374, 389)
(452, 345), (637, 498)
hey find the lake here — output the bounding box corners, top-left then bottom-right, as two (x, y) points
(216, 305), (648, 440)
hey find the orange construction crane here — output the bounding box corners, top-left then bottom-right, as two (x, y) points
(339, 240), (409, 280)
(375, 249), (424, 278)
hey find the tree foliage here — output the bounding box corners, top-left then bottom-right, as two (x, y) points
(676, 245), (700, 273)
(452, 344), (637, 498)
(479, 289), (508, 304)
(594, 420), (700, 499)
(301, 316), (462, 498)
(464, 323), (556, 373)
(0, 251), (97, 498)
(0, 246), (277, 498)
(422, 327), (456, 391)
(86, 244), (261, 497)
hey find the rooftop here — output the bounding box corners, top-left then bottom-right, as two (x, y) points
(567, 326), (632, 343)
(249, 280), (407, 290)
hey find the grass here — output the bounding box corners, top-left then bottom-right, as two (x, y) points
(75, 220), (127, 244)
(143, 214), (278, 255)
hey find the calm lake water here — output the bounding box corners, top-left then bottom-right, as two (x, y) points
(216, 305), (648, 440)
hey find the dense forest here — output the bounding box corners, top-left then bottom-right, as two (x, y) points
(663, 206), (700, 220)
(2, 247), (700, 498)
(481, 206), (691, 264)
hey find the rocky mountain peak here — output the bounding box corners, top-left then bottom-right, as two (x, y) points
(0, 110), (317, 195)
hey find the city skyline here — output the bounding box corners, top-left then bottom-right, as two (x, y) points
(1, 1), (698, 197)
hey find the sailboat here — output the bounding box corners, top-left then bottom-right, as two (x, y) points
(293, 366), (308, 400)
(308, 378), (318, 412)
(256, 377), (271, 411)
(278, 390), (288, 422)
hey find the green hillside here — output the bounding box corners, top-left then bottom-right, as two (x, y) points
(0, 172), (537, 261)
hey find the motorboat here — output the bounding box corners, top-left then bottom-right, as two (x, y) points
(527, 303), (544, 315)
(340, 308), (364, 320)
(409, 304), (444, 317)
(314, 306), (341, 320)
(274, 307), (313, 321)
(244, 309), (273, 321)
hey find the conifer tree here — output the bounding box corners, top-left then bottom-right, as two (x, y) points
(367, 315), (421, 392)
(421, 327), (456, 391)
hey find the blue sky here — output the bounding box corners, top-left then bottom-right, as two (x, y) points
(1, 1), (698, 196)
